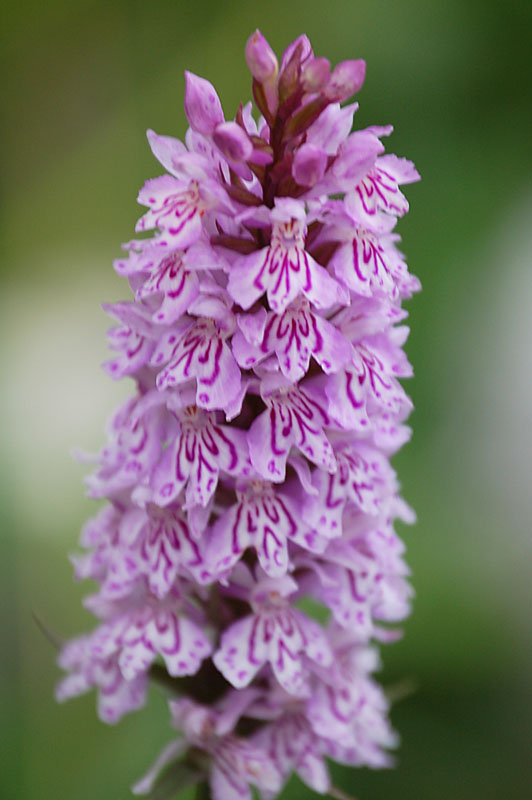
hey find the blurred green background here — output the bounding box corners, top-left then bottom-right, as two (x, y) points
(2, 0), (531, 798)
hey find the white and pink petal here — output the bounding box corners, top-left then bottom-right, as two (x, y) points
(248, 383), (336, 482)
(136, 175), (205, 249)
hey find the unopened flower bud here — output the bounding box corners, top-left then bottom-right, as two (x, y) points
(325, 59), (366, 102)
(245, 30), (278, 82)
(213, 122), (253, 162)
(292, 143), (328, 186)
(184, 71), (224, 135)
(301, 57), (331, 93)
(280, 34), (313, 71)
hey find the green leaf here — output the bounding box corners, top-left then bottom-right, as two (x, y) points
(145, 761), (202, 800)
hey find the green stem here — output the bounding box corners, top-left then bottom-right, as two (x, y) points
(329, 785), (358, 800)
(194, 781), (211, 800)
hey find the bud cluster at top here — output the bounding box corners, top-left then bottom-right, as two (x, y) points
(56, 30), (420, 800)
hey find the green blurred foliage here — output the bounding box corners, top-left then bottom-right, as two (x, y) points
(1, 1), (531, 798)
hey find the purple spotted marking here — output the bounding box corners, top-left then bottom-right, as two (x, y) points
(249, 383), (336, 482)
(233, 298), (351, 381)
(151, 407), (251, 509)
(136, 176), (204, 249)
(153, 319), (241, 410)
(209, 482), (322, 578)
(213, 581), (333, 694)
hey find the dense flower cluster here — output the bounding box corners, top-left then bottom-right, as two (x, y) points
(57, 30), (420, 799)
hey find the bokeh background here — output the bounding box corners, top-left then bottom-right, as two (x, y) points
(2, 1), (531, 798)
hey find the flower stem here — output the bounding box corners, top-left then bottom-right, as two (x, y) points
(194, 782), (210, 800)
(329, 785), (358, 800)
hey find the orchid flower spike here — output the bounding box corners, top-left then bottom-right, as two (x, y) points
(57, 30), (420, 800)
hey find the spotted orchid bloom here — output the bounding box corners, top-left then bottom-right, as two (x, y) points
(248, 373), (337, 482)
(232, 296), (352, 381)
(101, 502), (206, 598)
(252, 709), (331, 794)
(84, 395), (164, 499)
(346, 153), (420, 232)
(306, 631), (398, 761)
(206, 479), (325, 580)
(135, 126), (234, 249)
(150, 404), (252, 508)
(327, 209), (420, 301)
(213, 573), (333, 694)
(227, 198), (347, 314)
(133, 697), (283, 800)
(301, 440), (397, 538)
(103, 302), (157, 380)
(296, 525), (412, 638)
(58, 31), (420, 800)
(115, 244), (203, 326)
(56, 637), (148, 724)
